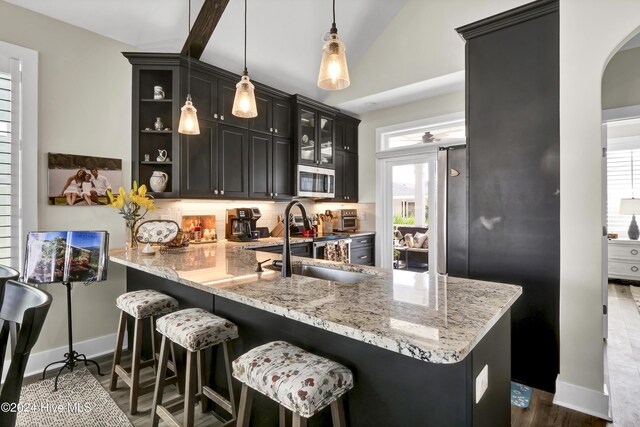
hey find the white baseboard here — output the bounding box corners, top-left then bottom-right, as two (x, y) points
(553, 378), (612, 421)
(2, 331), (127, 382)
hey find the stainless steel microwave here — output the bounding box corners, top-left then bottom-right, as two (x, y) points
(297, 165), (335, 198)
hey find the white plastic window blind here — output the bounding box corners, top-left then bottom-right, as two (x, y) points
(607, 148), (640, 237)
(0, 57), (19, 269)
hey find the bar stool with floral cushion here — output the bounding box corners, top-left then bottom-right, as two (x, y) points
(110, 289), (181, 415)
(233, 341), (354, 427)
(151, 308), (239, 427)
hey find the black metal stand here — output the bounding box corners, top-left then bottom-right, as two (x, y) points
(41, 281), (103, 391)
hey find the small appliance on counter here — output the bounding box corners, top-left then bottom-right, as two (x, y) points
(332, 209), (358, 232)
(226, 207), (262, 241)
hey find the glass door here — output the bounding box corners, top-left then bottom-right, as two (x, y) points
(391, 157), (436, 272)
(319, 114), (334, 165)
(299, 109), (316, 164)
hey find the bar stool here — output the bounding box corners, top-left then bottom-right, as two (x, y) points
(233, 341), (354, 427)
(151, 308), (238, 427)
(110, 289), (181, 415)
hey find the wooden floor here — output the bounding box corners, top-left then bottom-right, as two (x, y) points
(511, 388), (606, 426)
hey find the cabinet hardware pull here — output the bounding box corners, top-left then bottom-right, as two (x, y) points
(274, 193), (278, 197)
(632, 249), (638, 255)
(275, 129), (278, 133)
(214, 189), (218, 195)
(221, 190), (224, 195)
(632, 266), (639, 272)
(360, 240), (367, 243)
(270, 192), (273, 197)
(214, 113), (218, 119)
(221, 115), (224, 121)
(360, 255), (368, 259)
(270, 127), (273, 132)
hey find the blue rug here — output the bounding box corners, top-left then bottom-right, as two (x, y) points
(511, 381), (533, 408)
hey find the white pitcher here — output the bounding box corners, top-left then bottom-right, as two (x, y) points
(157, 149), (167, 162)
(149, 171), (168, 192)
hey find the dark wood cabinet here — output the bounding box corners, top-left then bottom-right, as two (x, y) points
(335, 114), (360, 153)
(126, 54), (358, 203)
(249, 91), (292, 138)
(180, 120), (218, 197)
(457, 0), (559, 392)
(250, 243), (312, 258)
(330, 149), (358, 202)
(351, 234), (375, 266)
(295, 96), (338, 168)
(125, 54), (181, 198)
(249, 132), (293, 200)
(218, 124), (248, 198)
(180, 122), (248, 199)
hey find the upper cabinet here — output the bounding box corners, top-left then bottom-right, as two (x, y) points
(335, 114), (360, 153)
(125, 54), (357, 201)
(249, 90), (292, 138)
(125, 54), (181, 198)
(295, 95), (338, 168)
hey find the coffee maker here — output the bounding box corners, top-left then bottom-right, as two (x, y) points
(226, 208), (262, 241)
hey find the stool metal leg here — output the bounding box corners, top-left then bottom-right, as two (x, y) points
(331, 398), (346, 427)
(151, 335), (170, 427)
(184, 350), (197, 427)
(129, 317), (143, 415)
(236, 383), (254, 427)
(109, 310), (126, 391)
(292, 413), (307, 427)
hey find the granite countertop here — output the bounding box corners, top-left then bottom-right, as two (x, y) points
(109, 239), (521, 364)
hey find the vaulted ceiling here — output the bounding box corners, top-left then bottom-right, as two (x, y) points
(4, 0), (408, 101)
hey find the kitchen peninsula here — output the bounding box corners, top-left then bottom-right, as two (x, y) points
(110, 240), (521, 427)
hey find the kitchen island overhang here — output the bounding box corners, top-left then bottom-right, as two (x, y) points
(110, 240), (521, 426)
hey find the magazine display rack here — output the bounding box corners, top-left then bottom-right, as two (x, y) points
(23, 231), (109, 391)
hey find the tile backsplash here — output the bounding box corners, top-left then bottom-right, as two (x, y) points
(148, 200), (375, 238)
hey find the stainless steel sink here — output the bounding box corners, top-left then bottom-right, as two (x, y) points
(267, 264), (373, 283)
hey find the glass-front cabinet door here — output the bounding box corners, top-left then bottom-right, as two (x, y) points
(299, 108), (317, 164)
(319, 114), (334, 165)
(297, 105), (335, 167)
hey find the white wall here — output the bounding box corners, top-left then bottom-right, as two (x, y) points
(557, 0), (640, 418)
(0, 0), (134, 354)
(602, 46), (640, 110)
(356, 91), (464, 202)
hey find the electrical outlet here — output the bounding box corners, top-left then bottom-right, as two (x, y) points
(475, 364), (488, 404)
(358, 212), (367, 221)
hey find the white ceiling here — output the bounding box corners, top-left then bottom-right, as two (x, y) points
(5, 0), (408, 101)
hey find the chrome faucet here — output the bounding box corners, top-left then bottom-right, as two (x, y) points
(282, 200), (311, 278)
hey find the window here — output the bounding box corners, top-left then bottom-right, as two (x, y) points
(607, 148), (640, 237)
(0, 43), (38, 270)
(0, 59), (17, 267)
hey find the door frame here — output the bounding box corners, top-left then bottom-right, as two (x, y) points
(374, 112), (465, 269)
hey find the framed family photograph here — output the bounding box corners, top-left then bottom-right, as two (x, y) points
(48, 153), (123, 206)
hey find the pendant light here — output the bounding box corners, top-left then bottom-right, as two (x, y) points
(232, 0), (258, 118)
(178, 0), (200, 135)
(317, 0), (350, 90)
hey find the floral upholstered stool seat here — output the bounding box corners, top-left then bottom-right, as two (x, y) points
(151, 308), (239, 427)
(110, 290), (181, 415)
(233, 341), (354, 427)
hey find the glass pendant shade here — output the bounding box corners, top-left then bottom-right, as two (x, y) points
(317, 32), (350, 90)
(232, 74), (258, 118)
(178, 95), (200, 135)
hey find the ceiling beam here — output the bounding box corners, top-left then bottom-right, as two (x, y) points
(181, 0), (230, 60)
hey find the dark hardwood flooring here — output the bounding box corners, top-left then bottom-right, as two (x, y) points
(511, 388), (605, 426)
